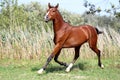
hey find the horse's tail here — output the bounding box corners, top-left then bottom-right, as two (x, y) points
(95, 28), (103, 34)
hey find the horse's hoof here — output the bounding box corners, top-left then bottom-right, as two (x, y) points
(101, 64), (104, 69)
(65, 68), (70, 72)
(65, 63), (73, 72)
(37, 68), (44, 74)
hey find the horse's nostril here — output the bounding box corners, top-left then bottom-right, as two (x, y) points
(45, 15), (49, 19)
(44, 15), (49, 22)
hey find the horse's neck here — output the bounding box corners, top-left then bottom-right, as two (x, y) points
(53, 13), (65, 33)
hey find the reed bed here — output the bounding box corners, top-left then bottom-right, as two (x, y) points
(0, 2), (119, 60)
(0, 24), (120, 60)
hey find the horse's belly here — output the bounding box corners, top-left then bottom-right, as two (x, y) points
(63, 36), (87, 48)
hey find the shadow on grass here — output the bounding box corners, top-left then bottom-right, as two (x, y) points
(31, 62), (89, 73)
(71, 62), (90, 71)
(74, 63), (88, 70)
(46, 66), (66, 73)
(31, 65), (65, 73)
(31, 66), (40, 72)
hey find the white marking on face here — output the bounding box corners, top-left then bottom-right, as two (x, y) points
(44, 11), (49, 20)
(46, 11), (49, 16)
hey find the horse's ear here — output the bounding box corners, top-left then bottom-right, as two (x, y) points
(48, 3), (51, 8)
(55, 3), (59, 8)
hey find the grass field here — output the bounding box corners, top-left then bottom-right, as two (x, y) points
(0, 57), (120, 80)
(0, 1), (120, 80)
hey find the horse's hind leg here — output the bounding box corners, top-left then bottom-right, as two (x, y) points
(88, 38), (104, 69)
(54, 49), (68, 67)
(66, 46), (81, 72)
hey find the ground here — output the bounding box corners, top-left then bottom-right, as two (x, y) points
(0, 58), (120, 80)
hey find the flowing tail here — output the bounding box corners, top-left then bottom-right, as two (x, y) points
(95, 28), (103, 34)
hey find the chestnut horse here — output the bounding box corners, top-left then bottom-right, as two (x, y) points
(38, 3), (104, 74)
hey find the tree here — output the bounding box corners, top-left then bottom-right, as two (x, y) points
(84, 0), (120, 18)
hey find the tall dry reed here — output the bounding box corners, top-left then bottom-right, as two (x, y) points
(0, 25), (120, 60)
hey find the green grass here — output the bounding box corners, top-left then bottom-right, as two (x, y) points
(0, 57), (120, 80)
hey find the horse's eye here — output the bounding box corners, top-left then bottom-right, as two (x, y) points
(53, 11), (55, 12)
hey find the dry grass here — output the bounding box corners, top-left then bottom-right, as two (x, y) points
(0, 25), (120, 60)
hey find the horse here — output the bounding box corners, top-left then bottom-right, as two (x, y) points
(37, 3), (104, 74)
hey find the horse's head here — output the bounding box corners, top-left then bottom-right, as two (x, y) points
(44, 3), (59, 22)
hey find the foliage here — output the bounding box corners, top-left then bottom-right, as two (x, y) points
(0, 1), (120, 60)
(82, 14), (120, 32)
(0, 1), (120, 80)
(84, 0), (120, 18)
(0, 0), (47, 31)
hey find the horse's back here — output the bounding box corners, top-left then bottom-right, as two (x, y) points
(79, 25), (98, 37)
(72, 25), (97, 38)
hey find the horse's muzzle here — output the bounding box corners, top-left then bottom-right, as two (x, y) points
(44, 15), (49, 22)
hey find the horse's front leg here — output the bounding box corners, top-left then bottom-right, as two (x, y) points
(37, 43), (62, 74)
(54, 49), (68, 67)
(66, 46), (81, 72)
